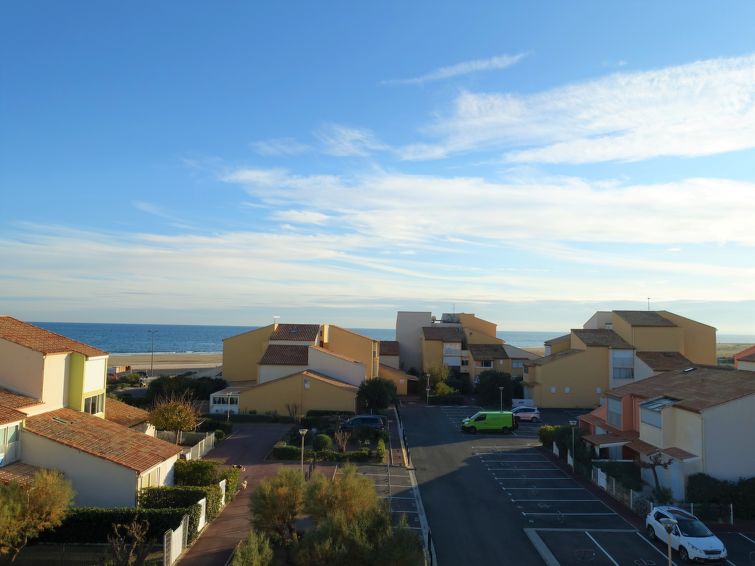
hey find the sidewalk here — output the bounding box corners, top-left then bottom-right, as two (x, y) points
(178, 423), (292, 566)
(388, 408), (406, 467)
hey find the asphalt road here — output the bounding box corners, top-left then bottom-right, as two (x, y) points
(402, 402), (546, 565)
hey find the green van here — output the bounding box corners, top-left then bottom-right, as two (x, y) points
(461, 411), (518, 433)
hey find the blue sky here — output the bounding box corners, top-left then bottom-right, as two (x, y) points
(1, 1), (754, 334)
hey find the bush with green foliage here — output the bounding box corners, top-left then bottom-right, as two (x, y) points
(272, 442), (372, 463)
(148, 375), (226, 402)
(313, 434), (333, 451)
(220, 466), (241, 501)
(538, 425), (558, 446)
(140, 484), (220, 525)
(687, 474), (755, 519)
(175, 459), (218, 486)
(231, 530), (273, 566)
(375, 438), (386, 462)
(434, 381), (456, 397)
(356, 378), (397, 411)
(198, 419), (233, 435)
(250, 469), (305, 545)
(594, 461), (643, 491)
(306, 410), (355, 418)
(475, 370), (513, 407)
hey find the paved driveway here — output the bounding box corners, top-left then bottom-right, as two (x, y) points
(179, 422), (292, 566)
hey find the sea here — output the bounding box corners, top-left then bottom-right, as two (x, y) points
(33, 322), (755, 355)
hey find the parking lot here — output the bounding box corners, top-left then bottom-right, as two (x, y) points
(335, 463), (423, 531)
(438, 404), (542, 439)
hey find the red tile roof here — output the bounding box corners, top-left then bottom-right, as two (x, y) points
(259, 344), (309, 365)
(734, 344), (755, 363)
(0, 388), (42, 409)
(0, 463), (42, 487)
(0, 405), (26, 425)
(24, 408), (181, 473)
(660, 447), (698, 460)
(0, 317), (108, 358)
(468, 344), (509, 361)
(614, 311), (675, 327)
(269, 324), (320, 342)
(422, 326), (464, 342)
(105, 398), (150, 428)
(572, 329), (633, 349)
(636, 351), (692, 372)
(379, 341), (399, 356)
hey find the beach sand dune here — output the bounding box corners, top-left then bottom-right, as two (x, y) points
(109, 353), (222, 374)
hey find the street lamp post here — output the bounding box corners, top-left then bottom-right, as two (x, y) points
(499, 386), (504, 412)
(659, 518), (677, 566)
(147, 330), (157, 378)
(569, 420), (577, 469)
(226, 392), (233, 423)
(426, 384), (431, 405)
(299, 428), (308, 476)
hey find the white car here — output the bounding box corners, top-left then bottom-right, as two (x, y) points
(645, 505), (727, 562)
(511, 406), (540, 422)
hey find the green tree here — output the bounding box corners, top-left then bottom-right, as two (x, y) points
(427, 365), (450, 388)
(231, 530), (273, 566)
(305, 465), (378, 523)
(149, 395), (199, 444)
(356, 378), (396, 411)
(0, 470), (74, 561)
(475, 370), (513, 407)
(250, 468), (304, 545)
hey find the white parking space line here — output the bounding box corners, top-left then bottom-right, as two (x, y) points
(523, 512), (616, 516)
(739, 532), (755, 544)
(584, 531), (620, 566)
(634, 531), (678, 566)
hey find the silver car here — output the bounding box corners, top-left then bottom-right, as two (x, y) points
(511, 406), (540, 422)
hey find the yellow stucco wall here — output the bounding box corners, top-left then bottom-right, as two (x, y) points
(548, 336), (572, 354)
(223, 324), (274, 384)
(611, 315), (633, 345)
(421, 340), (444, 373)
(463, 328), (503, 346)
(457, 314), (499, 341)
(630, 326), (683, 353)
(238, 372), (356, 416)
(325, 325), (378, 378)
(667, 407), (703, 457)
(659, 311), (716, 364)
(526, 347), (608, 408)
(378, 365), (410, 396)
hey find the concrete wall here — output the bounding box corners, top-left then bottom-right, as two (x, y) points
(238, 373), (356, 416)
(0, 339), (45, 399)
(325, 325), (378, 378)
(21, 432), (139, 507)
(83, 356), (107, 394)
(308, 347), (365, 387)
(223, 324), (274, 384)
(259, 365), (307, 384)
(381, 355), (399, 369)
(659, 311), (717, 365)
(527, 347), (607, 408)
(396, 312), (432, 373)
(702, 394), (755, 481)
(666, 407), (702, 457)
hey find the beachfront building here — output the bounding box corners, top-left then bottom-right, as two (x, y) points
(0, 317), (182, 507)
(578, 366), (755, 500)
(217, 322), (416, 416)
(523, 310), (716, 408)
(734, 345), (755, 371)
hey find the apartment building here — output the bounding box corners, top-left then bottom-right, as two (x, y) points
(524, 310), (716, 408)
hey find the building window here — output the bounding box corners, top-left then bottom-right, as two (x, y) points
(607, 397), (622, 427)
(476, 360), (492, 368)
(461, 359), (468, 366)
(0, 423), (21, 466)
(84, 393), (104, 414)
(140, 466), (161, 489)
(512, 360), (524, 369)
(611, 349), (634, 380)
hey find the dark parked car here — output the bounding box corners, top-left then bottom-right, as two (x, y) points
(339, 415), (386, 432)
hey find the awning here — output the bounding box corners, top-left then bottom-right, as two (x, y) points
(582, 433), (630, 448)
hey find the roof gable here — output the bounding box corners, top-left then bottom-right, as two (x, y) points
(613, 311), (675, 327)
(105, 398), (150, 428)
(379, 340), (399, 356)
(269, 324), (320, 342)
(0, 317), (108, 358)
(573, 329), (633, 349)
(636, 351), (692, 372)
(259, 344), (309, 365)
(468, 344), (509, 361)
(422, 326), (464, 342)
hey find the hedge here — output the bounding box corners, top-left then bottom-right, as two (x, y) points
(687, 474), (755, 519)
(202, 413), (295, 423)
(175, 459), (217, 486)
(220, 466), (240, 501)
(271, 442), (371, 462)
(306, 409), (355, 418)
(38, 507), (189, 543)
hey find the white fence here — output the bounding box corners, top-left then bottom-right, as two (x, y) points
(552, 443), (560, 458)
(155, 430), (216, 460)
(163, 514), (189, 566)
(197, 497), (207, 532)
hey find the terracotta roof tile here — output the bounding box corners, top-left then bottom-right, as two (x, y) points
(660, 447), (698, 460)
(379, 341), (399, 356)
(502, 344), (539, 360)
(614, 311), (675, 327)
(610, 367), (755, 413)
(0, 405), (26, 425)
(0, 463), (42, 487)
(544, 334), (570, 345)
(625, 438), (660, 456)
(636, 351), (692, 372)
(468, 344), (509, 361)
(573, 329), (633, 349)
(269, 324), (320, 342)
(734, 345), (755, 363)
(105, 398), (150, 428)
(0, 317), (108, 357)
(259, 344), (309, 365)
(422, 326), (464, 342)
(24, 408), (181, 473)
(0, 388), (42, 410)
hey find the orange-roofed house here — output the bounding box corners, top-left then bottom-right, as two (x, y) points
(734, 344), (755, 371)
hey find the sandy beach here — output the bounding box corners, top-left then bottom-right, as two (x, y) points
(109, 352), (223, 376)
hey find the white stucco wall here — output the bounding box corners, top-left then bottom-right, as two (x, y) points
(583, 311), (613, 330)
(308, 348), (365, 386)
(395, 312), (432, 373)
(139, 456), (178, 489)
(702, 394), (755, 481)
(41, 353), (69, 410)
(83, 356), (107, 394)
(20, 432), (139, 507)
(633, 357), (656, 382)
(0, 339), (45, 399)
(736, 360), (755, 371)
(258, 365), (307, 383)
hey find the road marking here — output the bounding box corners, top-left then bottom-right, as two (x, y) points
(534, 528), (636, 532)
(524, 529), (560, 566)
(500, 487), (586, 490)
(739, 532), (755, 544)
(634, 531), (678, 566)
(512, 499), (598, 502)
(487, 468), (563, 472)
(523, 512), (616, 516)
(585, 531), (620, 566)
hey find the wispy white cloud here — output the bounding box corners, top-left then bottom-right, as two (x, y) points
(383, 53), (527, 86)
(251, 137), (311, 156)
(315, 123), (387, 157)
(404, 53), (755, 163)
(273, 210), (331, 225)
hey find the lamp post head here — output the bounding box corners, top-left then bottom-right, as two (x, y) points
(659, 517), (678, 533)
(499, 386), (504, 391)
(569, 420), (577, 427)
(298, 428), (308, 437)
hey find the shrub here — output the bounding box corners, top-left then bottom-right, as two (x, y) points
(344, 448), (371, 462)
(250, 469), (304, 544)
(434, 381), (457, 397)
(231, 530), (273, 566)
(272, 442), (302, 460)
(475, 370), (513, 407)
(538, 425), (558, 446)
(140, 485), (220, 529)
(175, 459), (218, 486)
(306, 410), (355, 418)
(313, 434), (333, 451)
(687, 474), (755, 520)
(202, 413), (295, 423)
(198, 419), (232, 436)
(38, 508), (188, 543)
(220, 466), (241, 501)
(357, 377), (397, 411)
(375, 438), (386, 462)
(595, 461), (643, 491)
(214, 429), (226, 441)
